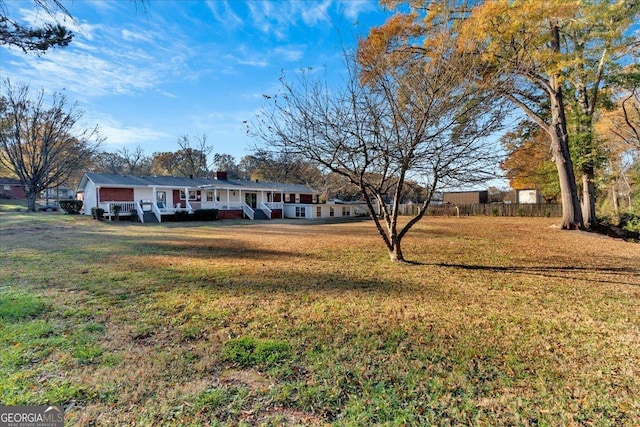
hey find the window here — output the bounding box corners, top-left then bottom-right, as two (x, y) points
(342, 207), (350, 216)
(180, 190), (198, 200)
(3, 185), (11, 191)
(329, 207), (334, 217)
(295, 206), (306, 218)
(206, 191), (214, 202)
(284, 193), (290, 202)
(316, 206), (322, 217)
(295, 194), (300, 203)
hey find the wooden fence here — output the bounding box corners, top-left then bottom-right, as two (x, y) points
(425, 203), (563, 217)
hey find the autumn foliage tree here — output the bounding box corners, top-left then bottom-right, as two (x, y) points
(500, 123), (560, 203)
(0, 80), (101, 211)
(363, 0), (639, 230)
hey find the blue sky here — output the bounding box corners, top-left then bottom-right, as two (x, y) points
(1, 0), (393, 162)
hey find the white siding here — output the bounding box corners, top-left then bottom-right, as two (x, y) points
(81, 182), (97, 215)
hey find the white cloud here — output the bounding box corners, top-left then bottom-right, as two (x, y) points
(206, 0), (243, 28)
(338, 0), (376, 20)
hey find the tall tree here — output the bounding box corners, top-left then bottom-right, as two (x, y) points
(363, 0), (638, 230)
(250, 45), (503, 262)
(559, 0), (639, 229)
(0, 0), (73, 53)
(500, 123), (560, 203)
(175, 134), (212, 178)
(0, 80), (101, 210)
(212, 153), (240, 178)
(240, 149), (321, 185)
(118, 146), (151, 175)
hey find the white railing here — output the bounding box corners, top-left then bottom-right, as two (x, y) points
(215, 202), (244, 210)
(265, 202), (284, 210)
(151, 202), (162, 223)
(108, 201), (137, 215)
(258, 202), (272, 219)
(136, 201), (145, 223)
(242, 203), (254, 220)
(263, 202), (283, 211)
(186, 200), (194, 212)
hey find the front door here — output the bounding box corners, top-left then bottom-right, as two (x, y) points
(245, 193), (257, 209)
(156, 191), (166, 208)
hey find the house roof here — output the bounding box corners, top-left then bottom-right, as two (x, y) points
(0, 177), (22, 185)
(78, 172), (316, 194)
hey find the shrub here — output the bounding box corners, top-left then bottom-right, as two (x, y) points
(193, 209), (219, 221)
(619, 212), (640, 234)
(91, 207), (105, 220)
(129, 209), (139, 222)
(175, 210), (190, 222)
(112, 205), (122, 221)
(59, 199), (83, 214)
(222, 336), (291, 368)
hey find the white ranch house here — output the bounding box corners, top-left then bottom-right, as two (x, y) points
(76, 172), (370, 223)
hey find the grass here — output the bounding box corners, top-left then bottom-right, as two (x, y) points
(0, 210), (638, 426)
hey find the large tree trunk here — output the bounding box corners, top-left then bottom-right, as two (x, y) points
(550, 133), (583, 229)
(389, 239), (405, 263)
(611, 184), (620, 222)
(549, 76), (584, 230)
(27, 191), (37, 212)
(581, 166), (597, 230)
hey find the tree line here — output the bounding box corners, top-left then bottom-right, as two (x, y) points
(2, 0), (638, 263)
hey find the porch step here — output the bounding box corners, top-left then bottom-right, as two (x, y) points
(253, 209), (270, 220)
(142, 211), (159, 223)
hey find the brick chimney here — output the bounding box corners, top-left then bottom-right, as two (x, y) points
(215, 171), (228, 181)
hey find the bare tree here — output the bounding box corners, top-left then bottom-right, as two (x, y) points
(175, 134), (213, 178)
(118, 145), (151, 175)
(249, 49), (504, 263)
(0, 80), (101, 210)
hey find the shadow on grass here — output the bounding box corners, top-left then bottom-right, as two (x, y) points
(434, 263), (640, 286)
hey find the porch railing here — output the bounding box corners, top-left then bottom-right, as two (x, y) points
(135, 201), (145, 223)
(258, 202), (272, 219)
(215, 202), (244, 210)
(151, 202), (162, 223)
(263, 202), (283, 211)
(242, 203), (254, 220)
(99, 201), (138, 219)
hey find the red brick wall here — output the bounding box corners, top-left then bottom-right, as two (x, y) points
(217, 209), (243, 219)
(271, 209), (282, 219)
(1, 185), (26, 199)
(99, 188), (134, 201)
(300, 194), (313, 204)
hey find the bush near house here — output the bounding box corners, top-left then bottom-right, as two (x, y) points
(90, 207), (105, 220)
(193, 209), (218, 221)
(59, 200), (83, 214)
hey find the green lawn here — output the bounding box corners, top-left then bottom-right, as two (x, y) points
(0, 211), (638, 426)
